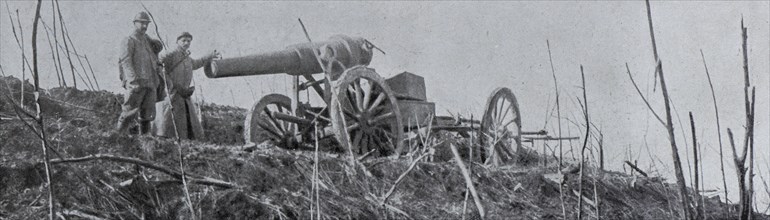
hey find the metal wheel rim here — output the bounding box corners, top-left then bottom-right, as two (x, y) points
(480, 87), (522, 163)
(244, 94), (295, 144)
(330, 66), (404, 156)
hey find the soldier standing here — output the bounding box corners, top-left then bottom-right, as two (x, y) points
(152, 32), (218, 140)
(115, 12), (162, 134)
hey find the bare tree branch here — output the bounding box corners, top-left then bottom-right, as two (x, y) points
(624, 161), (648, 177)
(50, 154), (240, 189)
(624, 63), (665, 126)
(450, 143), (485, 219)
(700, 49), (729, 213)
(577, 65), (590, 220)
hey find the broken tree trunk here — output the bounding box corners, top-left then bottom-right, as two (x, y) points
(30, 0), (53, 219)
(690, 112), (702, 219)
(644, 1), (692, 219)
(727, 18), (757, 220)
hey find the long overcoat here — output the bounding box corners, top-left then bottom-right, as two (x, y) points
(118, 32), (160, 89)
(152, 48), (206, 139)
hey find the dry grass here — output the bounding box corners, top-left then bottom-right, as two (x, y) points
(0, 76), (760, 219)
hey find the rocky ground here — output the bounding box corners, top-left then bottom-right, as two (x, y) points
(0, 76), (763, 219)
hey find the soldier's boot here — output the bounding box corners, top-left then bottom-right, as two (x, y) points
(139, 121), (151, 135)
(115, 119), (131, 133)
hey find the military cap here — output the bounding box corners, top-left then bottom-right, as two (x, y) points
(177, 32), (193, 41)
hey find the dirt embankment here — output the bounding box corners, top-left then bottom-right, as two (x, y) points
(0, 76), (759, 219)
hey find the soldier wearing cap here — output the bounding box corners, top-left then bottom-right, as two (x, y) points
(115, 11), (163, 134)
(152, 32), (218, 139)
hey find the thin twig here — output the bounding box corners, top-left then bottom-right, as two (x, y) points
(559, 170), (567, 219)
(322, 45), (359, 176)
(59, 209), (107, 220)
(312, 124), (321, 220)
(4, 6), (33, 73)
(59, 17), (97, 90)
(54, 0), (80, 89)
(41, 19), (63, 87)
(624, 161), (648, 177)
(365, 193), (413, 220)
(4, 5), (35, 97)
(625, 63), (665, 126)
(759, 170), (770, 214)
(298, 18), (312, 42)
(671, 100), (694, 192)
(597, 127), (604, 171)
(646, 0), (659, 91)
(450, 142), (485, 219)
(15, 9), (26, 107)
(463, 115), (474, 220)
(577, 65), (590, 220)
(380, 151), (430, 206)
(701, 49), (728, 213)
(573, 190), (596, 208)
(83, 55), (99, 89)
(546, 40), (563, 168)
(593, 172), (600, 219)
(747, 89), (756, 220)
(48, 0), (67, 87)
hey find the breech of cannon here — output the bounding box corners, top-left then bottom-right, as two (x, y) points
(204, 35), (373, 78)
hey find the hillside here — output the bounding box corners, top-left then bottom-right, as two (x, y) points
(0, 76), (762, 219)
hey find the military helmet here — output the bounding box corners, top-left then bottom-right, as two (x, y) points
(133, 12), (151, 23)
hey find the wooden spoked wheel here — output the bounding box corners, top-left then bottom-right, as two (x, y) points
(330, 66), (404, 156)
(245, 94), (298, 146)
(480, 87), (522, 165)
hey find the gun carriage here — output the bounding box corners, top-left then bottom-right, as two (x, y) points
(205, 35), (545, 162)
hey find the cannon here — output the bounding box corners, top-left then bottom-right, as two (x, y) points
(204, 35), (372, 78)
(207, 34), (537, 163)
(205, 35), (409, 156)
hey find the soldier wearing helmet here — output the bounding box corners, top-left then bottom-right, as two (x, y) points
(115, 11), (163, 134)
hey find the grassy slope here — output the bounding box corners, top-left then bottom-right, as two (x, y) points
(0, 76), (759, 219)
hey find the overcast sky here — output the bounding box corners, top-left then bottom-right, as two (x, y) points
(2, 1), (769, 207)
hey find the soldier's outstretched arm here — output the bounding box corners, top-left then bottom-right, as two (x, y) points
(192, 50), (219, 70)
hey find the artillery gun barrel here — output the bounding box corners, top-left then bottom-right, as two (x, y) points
(204, 35), (373, 78)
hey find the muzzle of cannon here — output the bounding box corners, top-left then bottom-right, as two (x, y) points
(204, 35), (373, 78)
